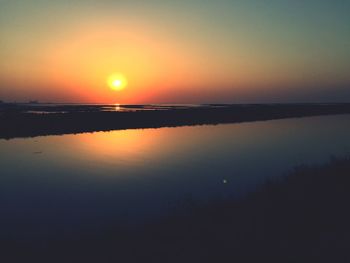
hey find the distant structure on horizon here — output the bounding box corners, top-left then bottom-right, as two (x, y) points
(29, 100), (39, 104)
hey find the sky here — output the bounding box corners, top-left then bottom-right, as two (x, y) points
(0, 0), (349, 104)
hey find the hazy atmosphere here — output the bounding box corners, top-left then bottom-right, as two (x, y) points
(1, 0), (349, 103)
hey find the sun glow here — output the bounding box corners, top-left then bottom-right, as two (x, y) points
(108, 73), (128, 91)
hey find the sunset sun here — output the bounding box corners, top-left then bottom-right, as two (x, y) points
(1, 0), (350, 260)
(107, 73), (128, 91)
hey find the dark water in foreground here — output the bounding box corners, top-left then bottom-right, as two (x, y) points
(1, 114), (350, 238)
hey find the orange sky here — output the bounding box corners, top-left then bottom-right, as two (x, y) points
(1, 1), (349, 103)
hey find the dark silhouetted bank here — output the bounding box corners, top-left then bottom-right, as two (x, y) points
(1, 103), (350, 139)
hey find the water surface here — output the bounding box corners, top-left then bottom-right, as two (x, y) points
(1, 114), (350, 238)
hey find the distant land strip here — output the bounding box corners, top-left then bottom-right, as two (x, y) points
(1, 104), (350, 139)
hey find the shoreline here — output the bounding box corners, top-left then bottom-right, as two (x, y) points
(1, 103), (350, 139)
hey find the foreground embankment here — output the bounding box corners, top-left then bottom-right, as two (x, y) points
(2, 156), (350, 262)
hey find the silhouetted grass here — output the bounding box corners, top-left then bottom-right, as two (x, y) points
(2, 157), (350, 262)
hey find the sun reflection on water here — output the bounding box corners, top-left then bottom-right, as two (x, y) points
(115, 103), (121, 111)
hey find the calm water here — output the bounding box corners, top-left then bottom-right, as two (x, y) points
(1, 114), (350, 238)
